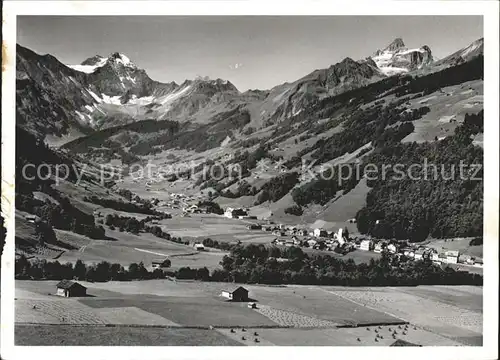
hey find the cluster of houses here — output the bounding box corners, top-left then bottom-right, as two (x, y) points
(154, 193), (205, 213)
(357, 240), (483, 267)
(265, 226), (352, 252)
(240, 221), (484, 268)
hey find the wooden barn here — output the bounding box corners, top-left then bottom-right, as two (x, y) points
(56, 280), (87, 297)
(221, 286), (249, 302)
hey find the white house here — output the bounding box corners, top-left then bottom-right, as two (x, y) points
(307, 239), (318, 247)
(414, 249), (425, 261)
(276, 238), (286, 246)
(431, 251), (440, 262)
(359, 240), (372, 251)
(445, 250), (459, 264)
(374, 243), (383, 253)
(285, 239), (295, 247)
(387, 244), (397, 254)
(458, 254), (472, 264)
(313, 228), (328, 238)
(221, 286), (249, 302)
(193, 243), (205, 251)
(25, 214), (39, 223)
(224, 207), (235, 218)
(224, 207), (248, 219)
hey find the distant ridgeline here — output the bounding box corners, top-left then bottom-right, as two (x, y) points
(61, 106), (251, 160)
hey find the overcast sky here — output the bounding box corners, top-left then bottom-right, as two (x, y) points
(17, 16), (482, 91)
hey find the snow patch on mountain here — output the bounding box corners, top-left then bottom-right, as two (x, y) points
(101, 93), (122, 105)
(371, 39), (433, 75)
(69, 53), (137, 74)
(127, 95), (155, 105)
(460, 39), (483, 58)
(113, 53), (134, 67)
(68, 57), (108, 73)
(158, 85), (192, 105)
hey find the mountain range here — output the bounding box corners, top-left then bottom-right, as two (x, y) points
(15, 34), (485, 247)
(16, 37), (483, 141)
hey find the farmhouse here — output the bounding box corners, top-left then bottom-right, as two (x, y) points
(152, 259), (171, 268)
(458, 254), (473, 264)
(240, 215), (257, 220)
(221, 286), (249, 302)
(285, 239), (295, 247)
(335, 228), (346, 241)
(431, 251), (440, 262)
(414, 249), (425, 261)
(313, 228), (328, 238)
(387, 243), (397, 254)
(56, 280), (87, 297)
(402, 248), (414, 258)
(307, 239), (318, 247)
(25, 214), (40, 224)
(445, 250), (460, 264)
(276, 238), (286, 246)
(224, 207), (235, 218)
(359, 240), (372, 251)
(374, 243), (383, 253)
(193, 243), (205, 251)
(224, 207), (248, 219)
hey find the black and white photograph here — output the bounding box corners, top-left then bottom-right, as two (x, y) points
(1, 1), (498, 358)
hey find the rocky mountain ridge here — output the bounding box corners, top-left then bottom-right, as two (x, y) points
(16, 37), (483, 141)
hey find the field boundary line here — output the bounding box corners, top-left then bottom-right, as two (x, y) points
(15, 323), (305, 330)
(314, 287), (410, 325)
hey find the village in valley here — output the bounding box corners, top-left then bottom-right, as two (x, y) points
(148, 197), (484, 272)
(9, 14), (490, 349)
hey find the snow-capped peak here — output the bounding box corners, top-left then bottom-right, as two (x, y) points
(107, 52), (137, 68)
(460, 38), (484, 59)
(371, 39), (433, 76)
(383, 38), (406, 52)
(68, 52), (137, 74)
(68, 56), (108, 74)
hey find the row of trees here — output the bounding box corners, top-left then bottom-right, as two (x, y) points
(211, 244), (482, 286)
(284, 204), (303, 216)
(196, 200), (224, 215)
(84, 195), (159, 215)
(15, 257), (169, 282)
(15, 243), (482, 286)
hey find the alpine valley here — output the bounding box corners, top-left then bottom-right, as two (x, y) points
(15, 37), (484, 263)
